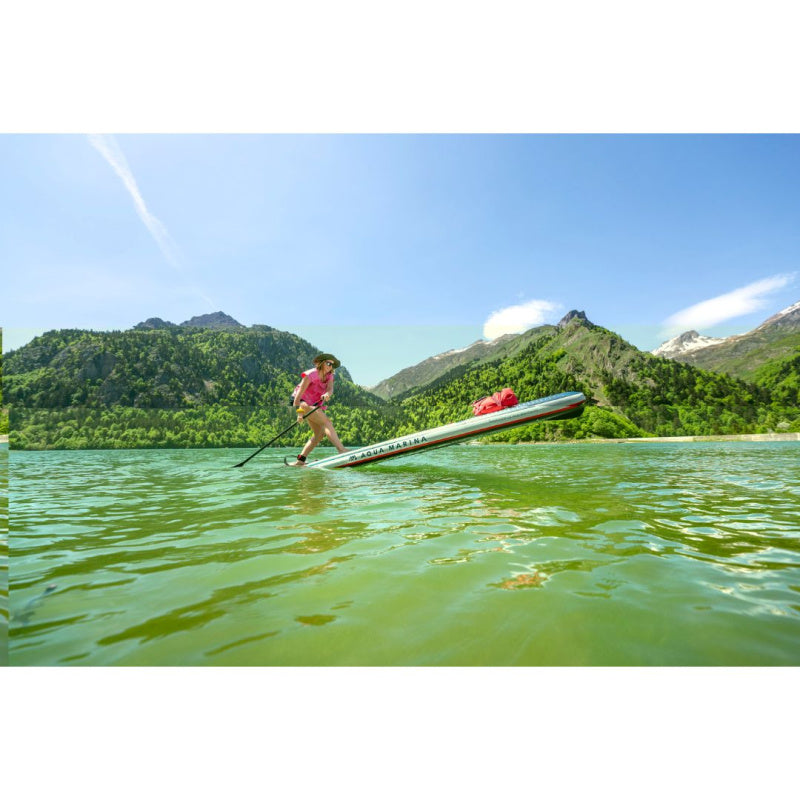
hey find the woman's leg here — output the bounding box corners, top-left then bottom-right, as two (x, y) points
(315, 410), (347, 453)
(293, 411), (346, 463)
(292, 414), (326, 463)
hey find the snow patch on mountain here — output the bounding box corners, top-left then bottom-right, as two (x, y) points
(432, 342), (477, 360)
(652, 330), (727, 358)
(755, 300), (800, 329)
(432, 336), (511, 361)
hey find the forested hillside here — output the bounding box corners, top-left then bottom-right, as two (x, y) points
(0, 330), (7, 435)
(393, 315), (800, 442)
(5, 312), (799, 450)
(5, 325), (401, 450)
(752, 348), (800, 411)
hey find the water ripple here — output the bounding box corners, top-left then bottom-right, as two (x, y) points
(8, 442), (800, 665)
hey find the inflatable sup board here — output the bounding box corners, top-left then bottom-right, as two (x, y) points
(303, 391), (587, 469)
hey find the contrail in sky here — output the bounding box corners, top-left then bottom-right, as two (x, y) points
(88, 134), (215, 307)
(88, 134), (182, 267)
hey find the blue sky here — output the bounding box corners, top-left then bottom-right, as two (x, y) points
(2, 134), (798, 386)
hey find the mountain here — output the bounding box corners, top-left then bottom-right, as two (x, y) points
(392, 311), (798, 440)
(4, 316), (396, 450)
(6, 308), (799, 450)
(760, 300), (800, 333)
(369, 334), (518, 398)
(557, 310), (590, 327)
(180, 312), (246, 330)
(133, 317), (178, 330)
(652, 300), (800, 380)
(370, 311), (589, 399)
(652, 330), (726, 358)
(132, 311), (246, 331)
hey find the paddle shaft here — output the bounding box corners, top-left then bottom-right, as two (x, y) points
(233, 405), (320, 468)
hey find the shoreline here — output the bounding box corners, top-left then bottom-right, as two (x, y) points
(3, 432), (798, 452)
(526, 432), (800, 445)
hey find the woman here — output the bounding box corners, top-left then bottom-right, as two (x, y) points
(289, 353), (348, 466)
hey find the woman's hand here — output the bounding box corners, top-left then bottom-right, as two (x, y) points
(321, 392), (331, 403)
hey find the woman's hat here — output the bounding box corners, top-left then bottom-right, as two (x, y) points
(314, 353), (341, 369)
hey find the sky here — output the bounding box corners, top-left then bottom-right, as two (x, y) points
(2, 134), (798, 386)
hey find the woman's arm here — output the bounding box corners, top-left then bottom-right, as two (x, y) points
(322, 373), (334, 402)
(294, 375), (311, 409)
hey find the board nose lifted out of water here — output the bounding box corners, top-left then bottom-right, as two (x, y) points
(294, 391), (587, 469)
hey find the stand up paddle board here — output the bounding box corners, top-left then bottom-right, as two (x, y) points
(300, 391), (586, 469)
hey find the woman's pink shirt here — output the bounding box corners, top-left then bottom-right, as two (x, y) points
(295, 368), (333, 407)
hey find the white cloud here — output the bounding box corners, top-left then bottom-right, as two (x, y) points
(663, 274), (796, 333)
(483, 299), (561, 340)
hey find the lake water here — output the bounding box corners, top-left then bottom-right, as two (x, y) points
(1, 444), (7, 666)
(6, 441), (800, 666)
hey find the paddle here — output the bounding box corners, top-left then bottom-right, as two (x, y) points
(233, 405), (320, 468)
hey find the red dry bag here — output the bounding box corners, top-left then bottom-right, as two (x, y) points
(471, 387), (519, 416)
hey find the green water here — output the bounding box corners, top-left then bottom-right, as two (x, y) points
(1, 444), (7, 666)
(7, 441), (800, 666)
